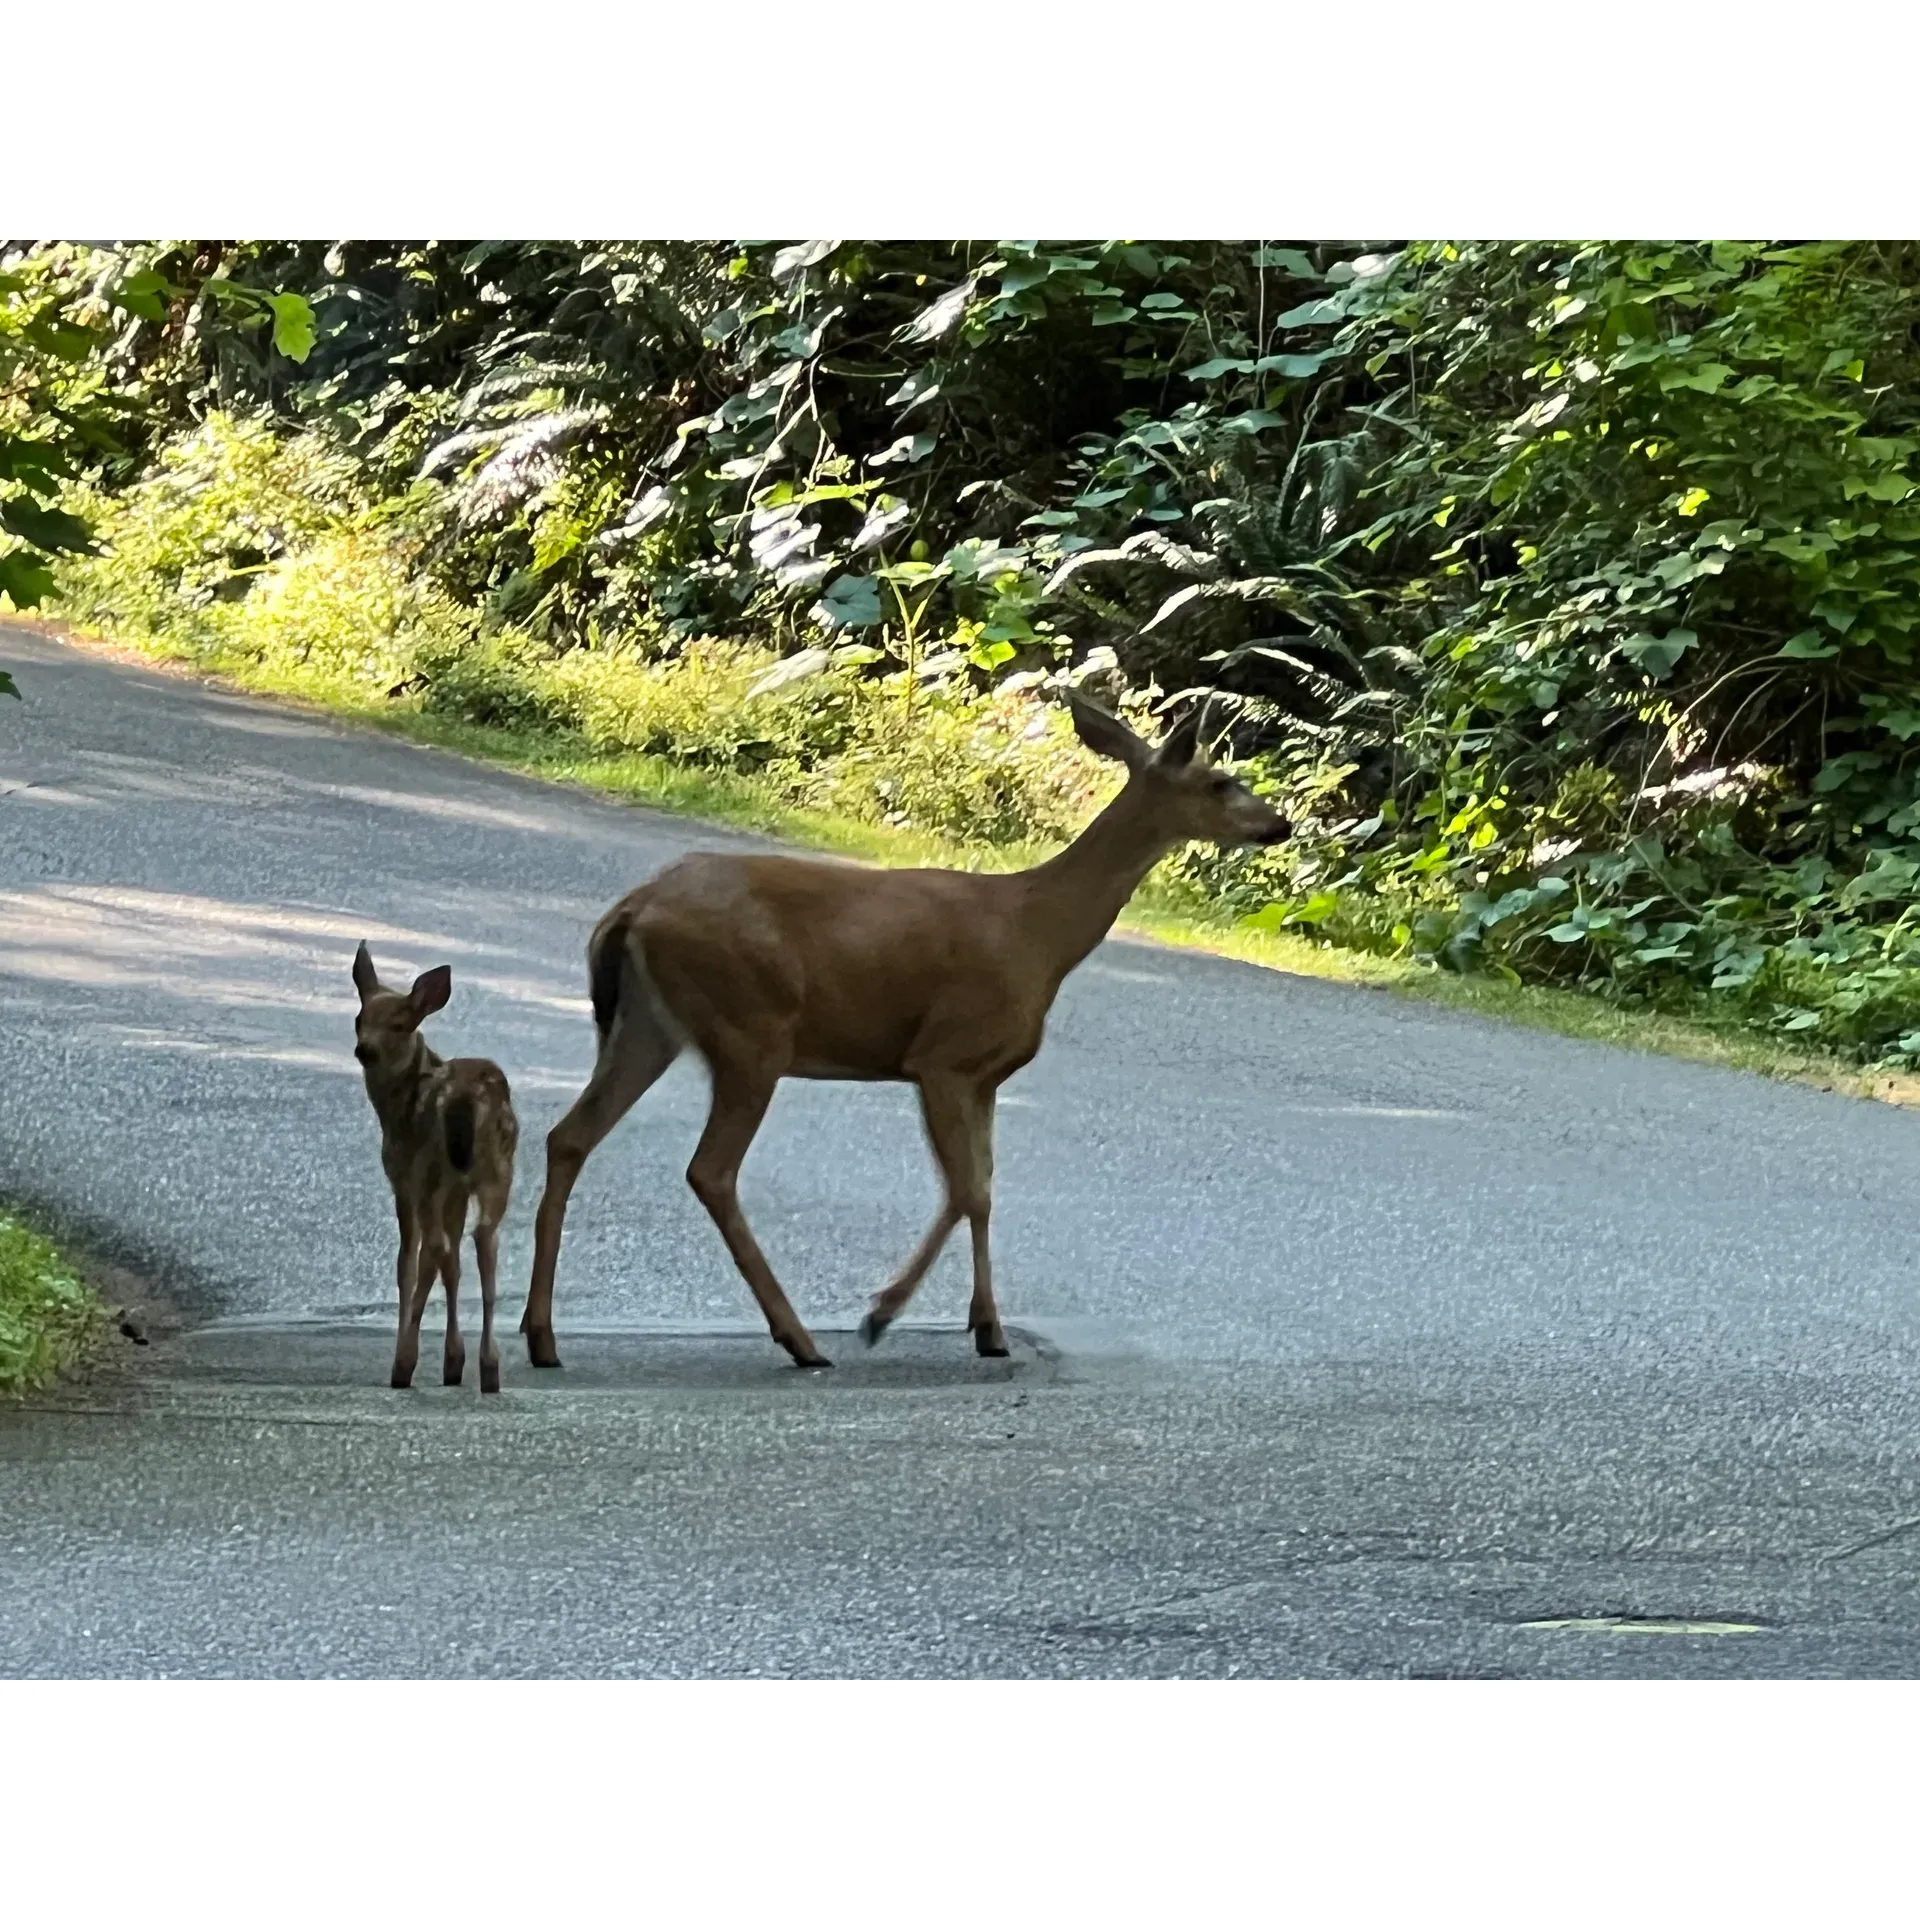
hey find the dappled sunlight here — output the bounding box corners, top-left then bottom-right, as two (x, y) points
(0, 783), (102, 809)
(277, 775), (621, 843)
(0, 886), (587, 1029)
(104, 1025), (361, 1078)
(193, 707), (337, 741)
(64, 749), (277, 808)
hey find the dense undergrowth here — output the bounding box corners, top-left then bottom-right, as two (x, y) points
(0, 1211), (100, 1396)
(15, 239), (1920, 1064)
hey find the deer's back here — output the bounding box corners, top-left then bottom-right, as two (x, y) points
(624, 852), (1046, 1080)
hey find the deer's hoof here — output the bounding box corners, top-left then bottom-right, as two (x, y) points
(778, 1331), (832, 1368)
(479, 1359), (502, 1395)
(973, 1327), (1011, 1359)
(858, 1310), (890, 1349)
(389, 1364), (414, 1390)
(525, 1325), (561, 1368)
(443, 1357), (465, 1388)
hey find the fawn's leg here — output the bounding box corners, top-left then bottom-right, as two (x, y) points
(475, 1210), (503, 1395)
(687, 1049), (826, 1368)
(440, 1192), (467, 1387)
(862, 1076), (1001, 1351)
(525, 1008), (679, 1367)
(391, 1198), (424, 1389)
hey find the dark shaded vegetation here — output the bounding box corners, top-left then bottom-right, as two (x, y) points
(13, 238), (1920, 1058)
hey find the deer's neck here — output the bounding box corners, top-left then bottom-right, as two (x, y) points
(364, 1037), (444, 1145)
(1018, 780), (1175, 986)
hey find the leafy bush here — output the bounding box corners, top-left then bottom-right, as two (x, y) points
(54, 412), (1116, 852)
(37, 238), (1920, 1060)
(0, 1212), (100, 1395)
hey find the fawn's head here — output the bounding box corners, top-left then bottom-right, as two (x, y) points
(351, 942), (453, 1076)
(1068, 693), (1290, 847)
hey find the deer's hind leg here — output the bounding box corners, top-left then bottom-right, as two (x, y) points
(686, 1039), (827, 1368)
(440, 1190), (467, 1387)
(524, 972), (681, 1368)
(475, 1178), (508, 1395)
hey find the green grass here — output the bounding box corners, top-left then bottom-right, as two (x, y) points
(0, 1210), (102, 1396)
(34, 613), (1920, 1110)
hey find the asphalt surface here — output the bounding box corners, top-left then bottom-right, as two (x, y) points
(7, 621), (1920, 1676)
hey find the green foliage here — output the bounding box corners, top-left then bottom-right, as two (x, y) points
(1, 244), (316, 638)
(0, 1211), (100, 1395)
(35, 237), (1920, 1061)
(1304, 242), (1920, 1056)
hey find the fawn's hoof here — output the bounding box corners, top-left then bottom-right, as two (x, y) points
(524, 1324), (561, 1368)
(858, 1309), (890, 1349)
(390, 1364), (414, 1390)
(443, 1357), (465, 1388)
(479, 1358), (501, 1395)
(973, 1326), (1012, 1359)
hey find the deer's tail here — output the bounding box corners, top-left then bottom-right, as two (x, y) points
(444, 1092), (477, 1174)
(586, 901), (683, 1061)
(589, 915), (628, 1042)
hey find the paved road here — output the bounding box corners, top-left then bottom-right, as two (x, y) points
(7, 621), (1920, 1676)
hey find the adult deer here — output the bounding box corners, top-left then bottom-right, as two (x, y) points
(521, 692), (1287, 1370)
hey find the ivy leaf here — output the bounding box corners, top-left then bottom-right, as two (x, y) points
(1619, 628), (1698, 677)
(0, 436), (67, 493)
(1251, 350), (1335, 378)
(0, 551), (56, 609)
(903, 282), (974, 343)
(772, 240), (838, 280)
(0, 498), (95, 554)
(869, 432), (937, 468)
(811, 574), (884, 629)
(1271, 297), (1347, 326)
(106, 268), (172, 321)
(851, 498), (911, 554)
(266, 292), (316, 363)
(1253, 248), (1316, 278)
(1779, 629), (1840, 660)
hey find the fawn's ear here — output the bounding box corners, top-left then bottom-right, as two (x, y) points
(1067, 692), (1149, 772)
(405, 965), (453, 1025)
(352, 941), (380, 1004)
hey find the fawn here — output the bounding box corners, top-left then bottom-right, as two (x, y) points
(351, 942), (518, 1393)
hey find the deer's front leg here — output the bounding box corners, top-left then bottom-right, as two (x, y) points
(863, 1075), (1003, 1355)
(391, 1198), (424, 1389)
(964, 1093), (1007, 1358)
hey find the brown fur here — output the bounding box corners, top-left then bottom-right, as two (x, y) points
(352, 943), (518, 1393)
(521, 693), (1288, 1369)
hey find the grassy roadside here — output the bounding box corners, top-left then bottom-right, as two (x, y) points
(19, 612), (1920, 1111)
(0, 1209), (104, 1396)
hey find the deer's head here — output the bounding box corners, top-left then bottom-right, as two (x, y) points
(1067, 693), (1290, 847)
(351, 941), (453, 1075)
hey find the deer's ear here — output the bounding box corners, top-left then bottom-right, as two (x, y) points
(405, 965), (453, 1025)
(1068, 692), (1148, 772)
(352, 942), (380, 1004)
(1155, 702), (1207, 769)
